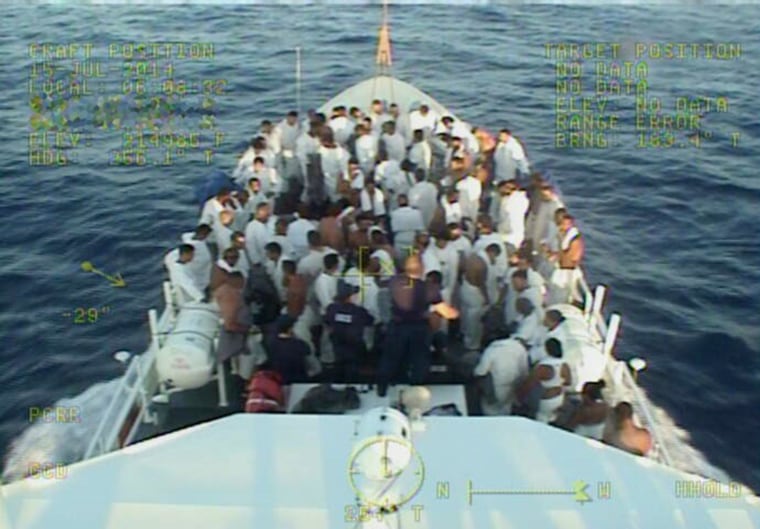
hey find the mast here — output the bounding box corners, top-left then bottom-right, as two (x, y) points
(375, 0), (392, 74)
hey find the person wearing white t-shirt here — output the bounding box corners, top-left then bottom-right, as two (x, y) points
(390, 194), (424, 255)
(408, 104), (438, 139)
(355, 124), (378, 176)
(180, 225), (212, 292)
(473, 337), (529, 415)
(360, 180), (387, 219)
(164, 244), (205, 306)
(380, 121), (406, 162)
(408, 169), (438, 229)
(495, 179), (529, 254)
(494, 128), (529, 183)
(244, 202), (271, 266)
(408, 128), (432, 176)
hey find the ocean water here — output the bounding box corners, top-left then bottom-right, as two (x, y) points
(1, 3), (759, 492)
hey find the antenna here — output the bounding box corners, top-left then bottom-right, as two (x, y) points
(375, 0), (392, 72)
(295, 46), (302, 115)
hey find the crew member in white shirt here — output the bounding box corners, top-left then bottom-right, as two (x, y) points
(380, 121), (406, 162)
(244, 202), (271, 266)
(389, 194), (425, 256)
(494, 128), (529, 183)
(164, 244), (206, 305)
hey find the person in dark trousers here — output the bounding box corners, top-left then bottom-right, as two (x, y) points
(324, 281), (375, 382)
(377, 255), (459, 396)
(267, 314), (310, 384)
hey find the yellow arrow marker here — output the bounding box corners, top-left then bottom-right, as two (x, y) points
(80, 261), (126, 288)
(573, 480), (592, 504)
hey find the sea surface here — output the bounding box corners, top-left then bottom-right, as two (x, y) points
(1, 3), (759, 493)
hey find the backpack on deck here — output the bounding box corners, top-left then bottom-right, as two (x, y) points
(244, 370), (285, 413)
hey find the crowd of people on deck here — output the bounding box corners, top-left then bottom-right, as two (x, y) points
(163, 100), (652, 458)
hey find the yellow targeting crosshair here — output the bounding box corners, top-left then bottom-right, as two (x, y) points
(466, 479), (593, 505)
(80, 261), (126, 287)
(343, 246), (415, 302)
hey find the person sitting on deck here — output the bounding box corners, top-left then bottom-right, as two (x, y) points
(604, 401), (653, 456)
(377, 254), (458, 397)
(325, 281), (375, 381)
(517, 338), (572, 424)
(561, 380), (610, 441)
(473, 337), (530, 416)
(266, 314), (310, 384)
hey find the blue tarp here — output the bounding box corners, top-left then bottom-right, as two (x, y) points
(193, 170), (240, 208)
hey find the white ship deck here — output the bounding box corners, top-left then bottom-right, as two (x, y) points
(3, 414), (759, 529)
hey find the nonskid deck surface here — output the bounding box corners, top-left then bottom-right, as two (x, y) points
(134, 354), (474, 445)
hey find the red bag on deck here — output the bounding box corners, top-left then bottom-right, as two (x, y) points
(244, 370), (285, 413)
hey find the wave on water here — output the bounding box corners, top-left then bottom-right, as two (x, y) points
(1, 379), (120, 484)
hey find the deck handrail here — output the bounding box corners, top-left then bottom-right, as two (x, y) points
(84, 354), (146, 459)
(576, 268), (673, 467)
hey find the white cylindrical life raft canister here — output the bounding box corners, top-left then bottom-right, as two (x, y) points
(156, 302), (220, 389)
(353, 407), (412, 481)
